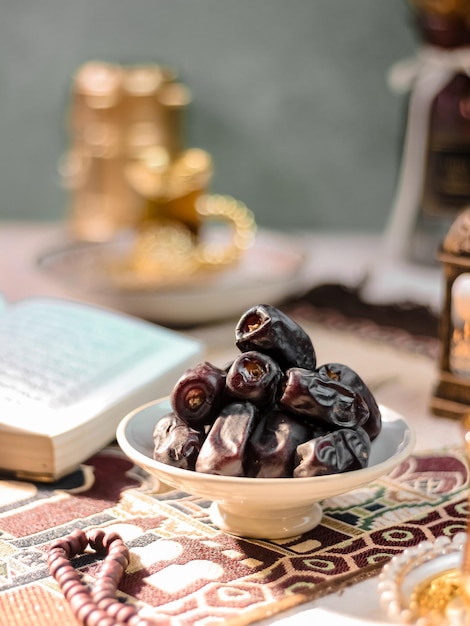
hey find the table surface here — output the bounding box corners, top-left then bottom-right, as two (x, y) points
(0, 221), (463, 626)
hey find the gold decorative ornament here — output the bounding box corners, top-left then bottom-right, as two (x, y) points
(61, 61), (196, 242)
(409, 568), (462, 623)
(60, 60), (256, 286)
(125, 145), (213, 236)
(107, 194), (256, 290)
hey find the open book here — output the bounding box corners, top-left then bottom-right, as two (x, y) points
(0, 297), (204, 481)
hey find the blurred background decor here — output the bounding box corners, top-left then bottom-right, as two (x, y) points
(59, 60), (256, 289)
(2, 0), (455, 325)
(431, 207), (470, 418)
(61, 61), (192, 242)
(385, 0), (470, 266)
(0, 0), (415, 235)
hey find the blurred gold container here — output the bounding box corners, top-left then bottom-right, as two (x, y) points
(62, 61), (194, 242)
(125, 146), (213, 236)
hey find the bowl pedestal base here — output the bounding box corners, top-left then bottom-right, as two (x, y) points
(209, 501), (323, 539)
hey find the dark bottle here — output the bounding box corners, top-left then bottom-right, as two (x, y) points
(409, 7), (470, 263)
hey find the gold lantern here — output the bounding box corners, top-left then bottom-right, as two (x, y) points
(431, 208), (470, 418)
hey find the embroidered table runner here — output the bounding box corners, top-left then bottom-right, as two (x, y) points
(0, 445), (468, 626)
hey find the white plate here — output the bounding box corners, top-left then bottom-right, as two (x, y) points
(117, 400), (415, 539)
(37, 229), (307, 326)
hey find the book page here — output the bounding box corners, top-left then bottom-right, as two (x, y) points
(0, 298), (200, 432)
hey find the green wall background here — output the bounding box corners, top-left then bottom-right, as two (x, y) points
(0, 1), (416, 233)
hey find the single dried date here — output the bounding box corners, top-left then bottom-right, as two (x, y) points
(279, 366), (370, 429)
(170, 361), (226, 428)
(235, 304), (316, 371)
(314, 363), (382, 440)
(246, 410), (314, 478)
(226, 350), (282, 409)
(294, 427), (370, 477)
(153, 412), (205, 470)
(195, 401), (258, 476)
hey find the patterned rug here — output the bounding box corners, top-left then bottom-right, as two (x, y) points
(0, 445), (468, 626)
(286, 295), (440, 360)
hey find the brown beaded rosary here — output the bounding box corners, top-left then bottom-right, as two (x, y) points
(47, 528), (156, 626)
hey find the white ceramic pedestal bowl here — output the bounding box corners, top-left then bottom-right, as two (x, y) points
(117, 399), (415, 540)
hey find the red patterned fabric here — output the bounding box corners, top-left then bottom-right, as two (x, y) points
(0, 446), (467, 625)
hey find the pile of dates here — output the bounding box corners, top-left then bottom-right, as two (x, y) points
(153, 304), (382, 478)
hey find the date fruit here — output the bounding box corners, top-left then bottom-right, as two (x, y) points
(235, 304), (316, 371)
(226, 351), (282, 408)
(279, 365), (371, 429)
(195, 401), (258, 476)
(314, 363), (382, 440)
(170, 361), (226, 428)
(294, 427), (370, 477)
(153, 412), (205, 470)
(246, 410), (313, 478)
